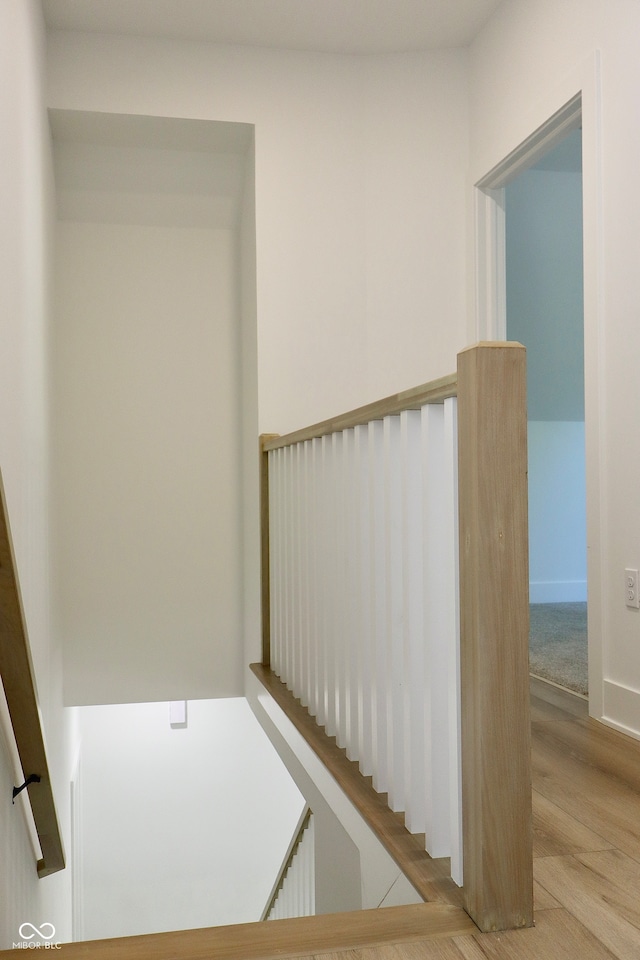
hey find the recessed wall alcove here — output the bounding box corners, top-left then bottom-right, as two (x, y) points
(49, 110), (257, 706)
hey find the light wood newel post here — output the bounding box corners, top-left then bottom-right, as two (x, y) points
(457, 342), (533, 932)
(260, 435), (279, 667)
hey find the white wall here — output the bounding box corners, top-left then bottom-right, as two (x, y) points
(76, 698), (305, 939)
(53, 220), (244, 705)
(469, 0), (640, 732)
(0, 0), (74, 946)
(45, 33), (470, 437)
(362, 51), (469, 400)
(238, 143), (262, 669)
(45, 32), (470, 714)
(528, 421), (587, 602)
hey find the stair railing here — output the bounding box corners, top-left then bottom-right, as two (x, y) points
(256, 342), (532, 932)
(261, 806), (314, 921)
(0, 472), (65, 877)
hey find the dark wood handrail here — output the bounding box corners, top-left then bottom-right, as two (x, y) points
(0, 472), (65, 877)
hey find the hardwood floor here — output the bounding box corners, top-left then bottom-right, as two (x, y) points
(297, 678), (640, 959)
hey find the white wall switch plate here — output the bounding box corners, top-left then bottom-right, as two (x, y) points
(625, 569), (640, 609)
(169, 700), (187, 726)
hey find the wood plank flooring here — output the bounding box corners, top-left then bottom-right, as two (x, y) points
(292, 678), (640, 960)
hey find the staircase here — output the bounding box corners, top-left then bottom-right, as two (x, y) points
(0, 343), (532, 956)
(0, 903), (475, 960)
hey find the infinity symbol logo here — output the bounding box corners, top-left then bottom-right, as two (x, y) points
(18, 922), (56, 940)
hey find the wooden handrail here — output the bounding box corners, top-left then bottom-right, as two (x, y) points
(258, 342), (532, 932)
(0, 472), (65, 877)
(258, 367), (457, 668)
(262, 372), (457, 452)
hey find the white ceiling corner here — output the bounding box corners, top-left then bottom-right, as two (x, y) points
(41, 0), (504, 54)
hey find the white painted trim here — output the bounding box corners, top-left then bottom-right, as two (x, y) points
(474, 186), (505, 342)
(476, 94), (582, 191)
(601, 680), (640, 742)
(473, 51), (605, 720)
(581, 53), (606, 723)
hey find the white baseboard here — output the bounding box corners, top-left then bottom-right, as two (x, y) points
(529, 580), (587, 603)
(601, 679), (640, 742)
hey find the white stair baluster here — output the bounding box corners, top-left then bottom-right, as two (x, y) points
(308, 816), (315, 913)
(384, 415), (404, 814)
(289, 443), (300, 692)
(322, 433), (337, 737)
(268, 448), (281, 677)
(354, 423), (373, 773)
(293, 846), (299, 918)
(332, 430), (347, 749)
(421, 403), (451, 856)
(401, 409), (425, 834)
(384, 416), (405, 812)
(307, 438), (320, 718)
(314, 436), (328, 727)
(282, 445), (292, 687)
(292, 442), (303, 698)
(292, 443), (300, 702)
(444, 396), (462, 885)
(298, 441), (311, 707)
(343, 427), (359, 760)
(369, 418), (387, 793)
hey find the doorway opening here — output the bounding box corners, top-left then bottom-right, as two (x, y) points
(475, 94), (590, 700)
(505, 126), (586, 696)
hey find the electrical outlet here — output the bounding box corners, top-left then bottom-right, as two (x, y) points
(625, 568), (640, 609)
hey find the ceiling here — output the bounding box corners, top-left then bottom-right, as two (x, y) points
(41, 0), (503, 54)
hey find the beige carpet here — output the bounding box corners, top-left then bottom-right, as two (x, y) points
(529, 602), (588, 696)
